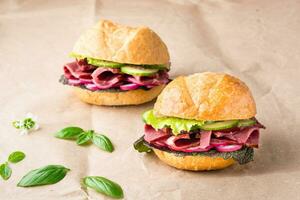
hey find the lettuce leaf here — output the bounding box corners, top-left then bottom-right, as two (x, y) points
(143, 110), (205, 135)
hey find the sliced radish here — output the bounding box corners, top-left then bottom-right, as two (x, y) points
(68, 79), (81, 85)
(184, 145), (213, 152)
(215, 144), (243, 152)
(120, 83), (140, 91)
(79, 79), (93, 84)
(85, 83), (99, 91)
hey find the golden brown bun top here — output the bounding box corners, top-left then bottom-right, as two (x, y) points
(72, 20), (170, 65)
(154, 72), (256, 121)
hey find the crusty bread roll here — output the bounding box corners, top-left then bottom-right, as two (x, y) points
(73, 85), (165, 106)
(72, 20), (170, 65)
(154, 72), (256, 121)
(153, 149), (235, 171)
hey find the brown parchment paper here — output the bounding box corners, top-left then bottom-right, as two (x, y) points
(1, 0), (300, 199)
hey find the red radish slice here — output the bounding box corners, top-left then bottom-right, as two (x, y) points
(79, 79), (93, 84)
(68, 79), (81, 85)
(215, 144), (243, 152)
(85, 83), (99, 91)
(183, 145), (213, 152)
(120, 83), (140, 91)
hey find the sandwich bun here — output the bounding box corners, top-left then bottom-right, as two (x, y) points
(73, 85), (165, 106)
(153, 149), (235, 171)
(72, 20), (170, 66)
(154, 72), (256, 121)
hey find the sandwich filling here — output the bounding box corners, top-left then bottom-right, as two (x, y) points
(134, 109), (265, 164)
(60, 53), (170, 91)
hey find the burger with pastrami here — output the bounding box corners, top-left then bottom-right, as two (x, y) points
(60, 20), (170, 106)
(134, 72), (265, 171)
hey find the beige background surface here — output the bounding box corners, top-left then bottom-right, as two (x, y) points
(1, 0), (300, 199)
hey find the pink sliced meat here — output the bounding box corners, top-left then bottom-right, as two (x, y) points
(64, 61), (92, 80)
(165, 134), (199, 151)
(91, 68), (122, 89)
(210, 138), (237, 146)
(199, 131), (212, 149)
(233, 127), (260, 144)
(142, 121), (264, 153)
(144, 125), (170, 143)
(127, 71), (169, 86)
(245, 130), (259, 147)
(63, 60), (169, 90)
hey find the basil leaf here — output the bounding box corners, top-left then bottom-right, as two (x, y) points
(92, 134), (114, 153)
(17, 165), (70, 187)
(0, 163), (12, 180)
(76, 131), (93, 145)
(82, 176), (124, 199)
(8, 151), (26, 163)
(133, 137), (152, 153)
(55, 127), (84, 139)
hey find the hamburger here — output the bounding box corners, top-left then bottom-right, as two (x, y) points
(60, 20), (170, 106)
(134, 72), (265, 171)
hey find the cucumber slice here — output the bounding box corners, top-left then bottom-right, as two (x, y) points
(87, 58), (125, 68)
(121, 66), (159, 76)
(201, 120), (239, 131)
(238, 119), (256, 127)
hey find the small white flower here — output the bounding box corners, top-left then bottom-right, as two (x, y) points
(12, 113), (40, 135)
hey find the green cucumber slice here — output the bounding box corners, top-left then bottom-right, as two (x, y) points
(201, 120), (239, 131)
(238, 119), (256, 127)
(121, 66), (159, 76)
(87, 58), (125, 68)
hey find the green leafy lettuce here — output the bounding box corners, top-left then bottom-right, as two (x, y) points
(143, 110), (205, 135)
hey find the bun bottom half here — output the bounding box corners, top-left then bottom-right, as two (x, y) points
(153, 149), (235, 171)
(72, 85), (165, 106)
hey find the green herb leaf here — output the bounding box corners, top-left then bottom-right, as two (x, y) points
(55, 127), (84, 139)
(82, 176), (124, 199)
(76, 131), (93, 145)
(0, 163), (12, 180)
(133, 137), (152, 153)
(17, 165), (70, 187)
(92, 134), (114, 152)
(8, 151), (26, 163)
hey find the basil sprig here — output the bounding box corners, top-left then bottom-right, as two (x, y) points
(133, 137), (152, 153)
(55, 126), (114, 152)
(55, 127), (84, 139)
(82, 176), (124, 199)
(18, 165), (70, 187)
(0, 150), (26, 180)
(0, 163), (12, 180)
(8, 151), (26, 163)
(77, 131), (93, 145)
(92, 134), (114, 152)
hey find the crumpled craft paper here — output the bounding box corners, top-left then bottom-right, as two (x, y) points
(0, 0), (300, 199)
